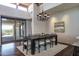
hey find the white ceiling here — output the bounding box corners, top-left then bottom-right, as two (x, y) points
(45, 3), (79, 15)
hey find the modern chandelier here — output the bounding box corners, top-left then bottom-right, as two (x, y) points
(37, 4), (50, 21)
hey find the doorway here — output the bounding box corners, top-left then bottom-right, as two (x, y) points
(1, 17), (26, 44)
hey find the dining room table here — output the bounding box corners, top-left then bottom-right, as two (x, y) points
(16, 33), (58, 55)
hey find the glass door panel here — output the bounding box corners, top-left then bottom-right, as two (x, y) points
(21, 20), (26, 37)
(15, 20), (26, 40)
(15, 20), (20, 40)
(2, 18), (15, 43)
(0, 16), (1, 45)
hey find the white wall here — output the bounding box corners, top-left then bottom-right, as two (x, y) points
(0, 5), (31, 19)
(32, 4), (48, 34)
(48, 6), (79, 37)
(31, 3), (62, 35)
(26, 20), (32, 36)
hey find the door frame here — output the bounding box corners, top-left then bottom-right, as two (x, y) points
(0, 15), (27, 45)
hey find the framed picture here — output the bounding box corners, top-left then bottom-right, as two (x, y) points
(54, 22), (65, 33)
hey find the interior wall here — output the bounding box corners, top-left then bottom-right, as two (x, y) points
(48, 6), (79, 37)
(0, 5), (31, 19)
(32, 4), (48, 34)
(31, 3), (63, 35)
(26, 20), (32, 36)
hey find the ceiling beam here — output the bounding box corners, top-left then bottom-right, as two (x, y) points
(12, 3), (31, 8)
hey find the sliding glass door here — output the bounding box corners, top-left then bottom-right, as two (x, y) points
(1, 17), (26, 44)
(15, 20), (26, 40)
(2, 18), (15, 43)
(0, 16), (1, 45)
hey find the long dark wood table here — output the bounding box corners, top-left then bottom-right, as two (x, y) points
(29, 34), (57, 55)
(16, 34), (58, 55)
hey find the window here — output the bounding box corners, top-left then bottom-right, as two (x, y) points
(2, 24), (14, 37)
(18, 6), (27, 11)
(0, 3), (28, 12)
(28, 4), (33, 13)
(0, 3), (16, 8)
(0, 3), (34, 12)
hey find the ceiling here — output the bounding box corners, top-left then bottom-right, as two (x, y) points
(45, 3), (79, 15)
(12, 3), (32, 8)
(12, 3), (43, 8)
(35, 3), (43, 6)
(19, 3), (32, 8)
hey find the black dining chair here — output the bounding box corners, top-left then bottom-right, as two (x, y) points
(37, 39), (45, 53)
(45, 34), (52, 48)
(37, 34), (48, 53)
(33, 35), (44, 53)
(50, 34), (55, 47)
(22, 36), (31, 54)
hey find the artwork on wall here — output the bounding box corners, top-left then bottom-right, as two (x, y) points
(54, 21), (65, 33)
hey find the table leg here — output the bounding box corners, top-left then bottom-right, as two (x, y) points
(55, 35), (57, 45)
(73, 46), (79, 56)
(44, 38), (47, 50)
(38, 40), (40, 53)
(50, 39), (51, 48)
(31, 40), (35, 55)
(26, 40), (28, 53)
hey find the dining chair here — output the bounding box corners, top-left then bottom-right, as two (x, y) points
(45, 35), (52, 48)
(22, 36), (31, 54)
